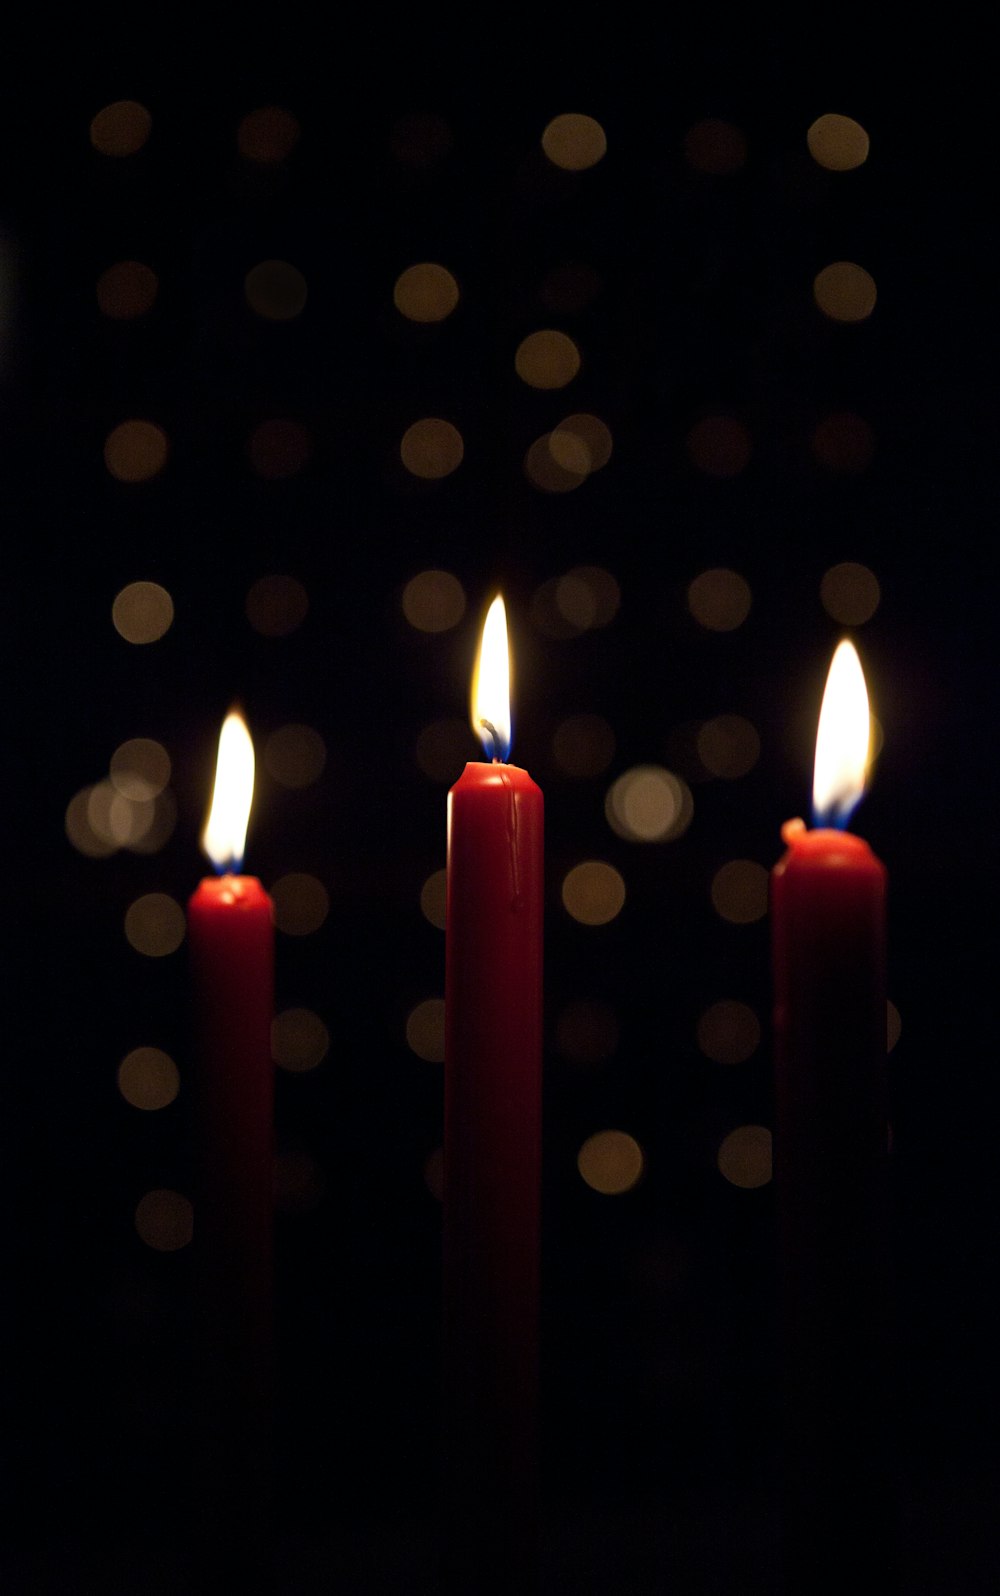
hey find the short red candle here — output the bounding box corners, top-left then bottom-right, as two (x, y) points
(443, 597), (543, 1591)
(770, 643), (894, 1588)
(187, 710), (275, 1574)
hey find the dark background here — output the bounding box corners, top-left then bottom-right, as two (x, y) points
(4, 30), (999, 1594)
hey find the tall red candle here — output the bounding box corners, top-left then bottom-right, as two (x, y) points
(443, 596), (543, 1593)
(187, 709), (275, 1578)
(770, 641), (894, 1591)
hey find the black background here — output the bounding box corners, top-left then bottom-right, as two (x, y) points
(5, 27), (1000, 1594)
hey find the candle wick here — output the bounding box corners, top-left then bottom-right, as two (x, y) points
(479, 718), (504, 763)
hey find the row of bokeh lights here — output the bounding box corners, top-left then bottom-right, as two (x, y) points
(91, 98), (877, 493)
(72, 558), (897, 1251)
(88, 99), (869, 178)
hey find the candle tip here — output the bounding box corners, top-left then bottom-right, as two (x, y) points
(781, 817), (807, 846)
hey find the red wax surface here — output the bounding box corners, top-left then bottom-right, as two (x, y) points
(187, 873), (275, 1543)
(770, 825), (893, 1586)
(444, 760), (543, 1588)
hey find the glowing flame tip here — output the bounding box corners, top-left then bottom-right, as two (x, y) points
(470, 595), (512, 761)
(812, 640), (871, 828)
(202, 710), (255, 872)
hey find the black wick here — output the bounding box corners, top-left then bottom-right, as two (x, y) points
(479, 718), (502, 763)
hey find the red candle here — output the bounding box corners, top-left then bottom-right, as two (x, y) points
(771, 641), (894, 1588)
(443, 596), (543, 1592)
(187, 709), (274, 1573)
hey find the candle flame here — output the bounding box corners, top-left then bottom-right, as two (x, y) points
(202, 710), (255, 872)
(812, 640), (871, 828)
(470, 595), (512, 761)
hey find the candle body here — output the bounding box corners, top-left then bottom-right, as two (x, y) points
(187, 874), (275, 1575)
(444, 761), (543, 1591)
(771, 828), (893, 1589)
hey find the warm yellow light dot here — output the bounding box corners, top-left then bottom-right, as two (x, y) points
(264, 725), (326, 789)
(562, 862), (626, 926)
(687, 568), (752, 631)
(552, 714), (616, 778)
(110, 739), (171, 801)
(813, 261), (877, 323)
(237, 105), (301, 165)
(697, 1001), (761, 1065)
(400, 418), (464, 479)
(683, 118), (747, 175)
(541, 113), (607, 172)
(550, 414), (613, 474)
(245, 259), (308, 321)
(515, 329), (581, 389)
(270, 873), (329, 936)
(807, 113), (870, 172)
(402, 570), (466, 632)
(686, 416), (752, 478)
(406, 998), (446, 1063)
(415, 719), (476, 782)
(88, 780), (149, 848)
(118, 1047), (180, 1111)
(697, 715), (760, 779)
(524, 434), (587, 493)
(97, 261), (158, 319)
(125, 893), (186, 957)
(65, 786), (117, 857)
(272, 1008), (330, 1072)
(420, 868), (448, 930)
(555, 566), (620, 630)
(90, 101), (152, 157)
(710, 860), (769, 925)
(112, 581), (174, 644)
(577, 1130), (644, 1195)
(811, 412), (875, 473)
(556, 1000), (619, 1065)
(245, 573), (309, 637)
(247, 419), (312, 479)
(606, 766), (693, 843)
(393, 262), (460, 323)
(819, 562), (881, 625)
(717, 1126), (772, 1189)
(134, 1189), (193, 1251)
(104, 420), (169, 483)
(887, 1001), (902, 1053)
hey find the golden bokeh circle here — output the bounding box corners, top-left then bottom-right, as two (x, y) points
(394, 263), (460, 323)
(819, 561), (881, 625)
(124, 894), (186, 957)
(118, 1048), (180, 1111)
(400, 419), (464, 480)
(813, 261), (877, 323)
(687, 568), (752, 632)
(245, 259), (308, 321)
(271, 1008), (330, 1072)
(541, 113), (607, 172)
(807, 113), (870, 172)
(402, 570), (466, 632)
(406, 998), (446, 1063)
(134, 1189), (193, 1251)
(90, 101), (152, 157)
(577, 1130), (644, 1195)
(717, 1126), (772, 1189)
(515, 330), (581, 390)
(562, 861), (626, 926)
(104, 420), (169, 483)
